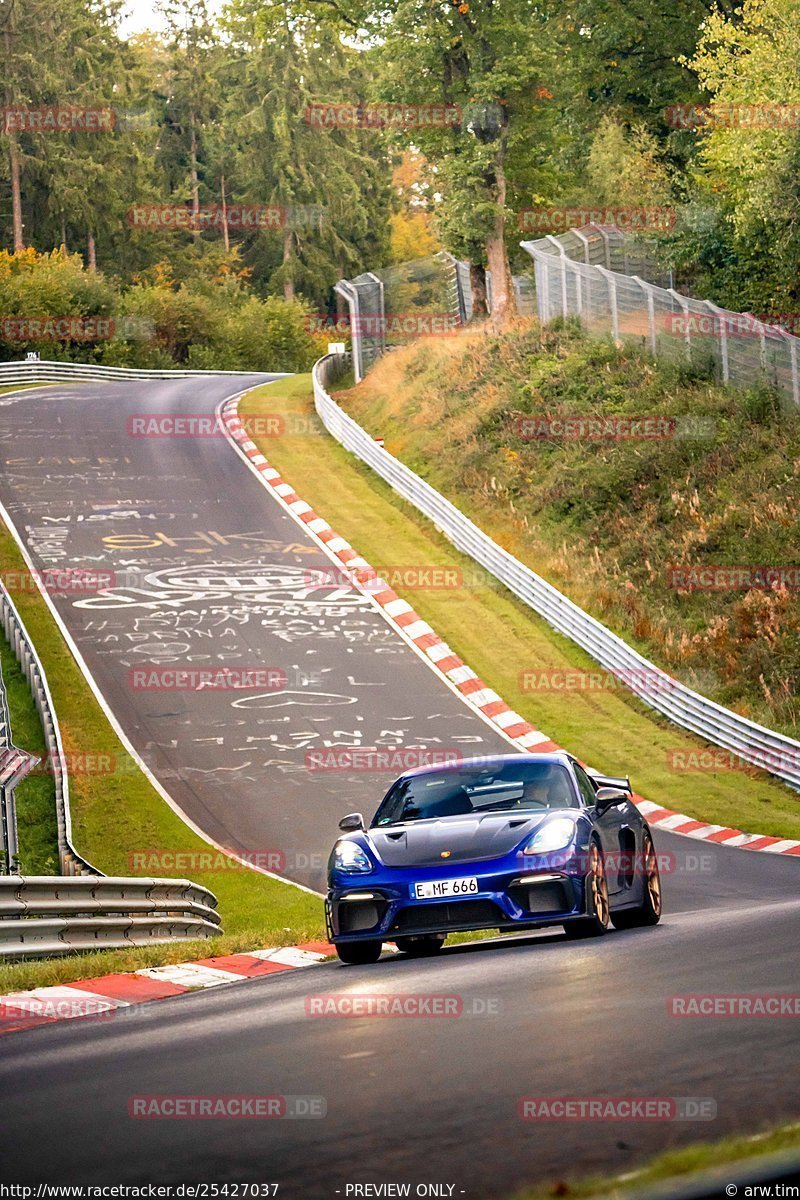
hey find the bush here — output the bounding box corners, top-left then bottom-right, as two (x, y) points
(0, 247), (326, 372)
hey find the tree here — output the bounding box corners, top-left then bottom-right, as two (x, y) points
(219, 0), (392, 305)
(686, 0), (800, 310)
(371, 0), (558, 328)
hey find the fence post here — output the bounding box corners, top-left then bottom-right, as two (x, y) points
(572, 227), (591, 266)
(705, 301), (730, 384)
(366, 271), (385, 358)
(786, 330), (800, 407)
(596, 225), (612, 269)
(544, 235), (568, 316)
(669, 289), (692, 362)
(632, 276), (657, 356)
(334, 280), (362, 382)
(573, 263), (583, 317)
(572, 228), (593, 316)
(596, 266), (620, 341)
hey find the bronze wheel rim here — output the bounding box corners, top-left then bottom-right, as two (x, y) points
(645, 838), (661, 915)
(589, 843), (609, 926)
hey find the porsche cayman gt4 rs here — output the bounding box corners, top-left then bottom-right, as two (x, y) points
(326, 752), (662, 964)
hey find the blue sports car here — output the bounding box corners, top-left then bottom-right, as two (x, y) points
(326, 752), (662, 964)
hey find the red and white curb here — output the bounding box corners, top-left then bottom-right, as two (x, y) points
(219, 394), (800, 862)
(0, 941), (338, 1035)
(220, 399), (559, 756)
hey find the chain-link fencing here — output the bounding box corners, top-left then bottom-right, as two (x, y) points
(521, 224), (800, 407)
(334, 251), (472, 381)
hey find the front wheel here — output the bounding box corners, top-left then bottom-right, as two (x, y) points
(335, 940), (383, 965)
(611, 833), (662, 929)
(564, 840), (610, 939)
(395, 934), (445, 957)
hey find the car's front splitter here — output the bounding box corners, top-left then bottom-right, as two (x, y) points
(327, 869), (587, 943)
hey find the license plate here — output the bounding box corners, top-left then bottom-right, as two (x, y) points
(414, 877), (479, 900)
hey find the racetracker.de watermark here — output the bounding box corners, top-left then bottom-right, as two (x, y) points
(305, 565), (462, 592)
(305, 748), (461, 772)
(125, 204), (322, 231)
(126, 412), (319, 438)
(1, 106), (115, 133)
(513, 415), (715, 441)
(518, 668), (676, 695)
(127, 667), (287, 692)
(664, 312), (800, 338)
(127, 849), (325, 873)
(666, 103), (800, 129)
(518, 1096), (716, 1121)
(0, 316), (152, 342)
(304, 312), (462, 337)
(518, 207), (676, 232)
(666, 747), (800, 775)
(304, 993), (501, 1018)
(669, 995), (800, 1018)
(520, 848), (715, 876)
(0, 994), (118, 1028)
(304, 103), (462, 129)
(0, 567), (115, 595)
(128, 1095), (326, 1119)
(667, 565), (800, 591)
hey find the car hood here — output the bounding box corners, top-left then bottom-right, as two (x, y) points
(368, 812), (572, 867)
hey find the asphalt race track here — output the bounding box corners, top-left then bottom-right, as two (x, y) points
(0, 379), (799, 1194)
(0, 377), (511, 890)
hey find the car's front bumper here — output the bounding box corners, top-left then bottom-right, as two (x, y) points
(326, 862), (589, 943)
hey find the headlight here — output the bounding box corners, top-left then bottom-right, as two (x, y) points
(333, 840), (374, 873)
(522, 817), (576, 856)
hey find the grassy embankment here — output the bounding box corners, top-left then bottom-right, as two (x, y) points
(336, 324), (800, 739)
(239, 368), (799, 843)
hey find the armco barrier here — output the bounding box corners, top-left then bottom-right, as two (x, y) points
(313, 353), (800, 792)
(0, 875), (220, 958)
(0, 579), (98, 876)
(0, 359), (281, 385)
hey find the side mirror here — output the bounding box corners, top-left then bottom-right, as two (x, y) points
(594, 787), (629, 814)
(339, 812), (365, 832)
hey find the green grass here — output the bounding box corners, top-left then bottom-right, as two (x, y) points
(240, 373), (800, 841)
(513, 1119), (800, 1199)
(0, 632), (59, 874)
(0, 383), (51, 395)
(337, 325), (800, 738)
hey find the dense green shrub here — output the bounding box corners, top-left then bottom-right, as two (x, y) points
(0, 249), (325, 372)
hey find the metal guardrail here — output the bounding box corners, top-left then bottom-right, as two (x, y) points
(313, 353), (800, 792)
(0, 749), (38, 874)
(0, 359), (276, 385)
(0, 875), (220, 958)
(0, 579), (98, 876)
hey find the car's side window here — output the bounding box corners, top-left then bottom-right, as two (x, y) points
(572, 763), (598, 807)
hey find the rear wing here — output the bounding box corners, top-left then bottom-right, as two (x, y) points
(586, 768), (632, 794)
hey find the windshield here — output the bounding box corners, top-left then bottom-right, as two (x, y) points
(372, 761), (579, 826)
